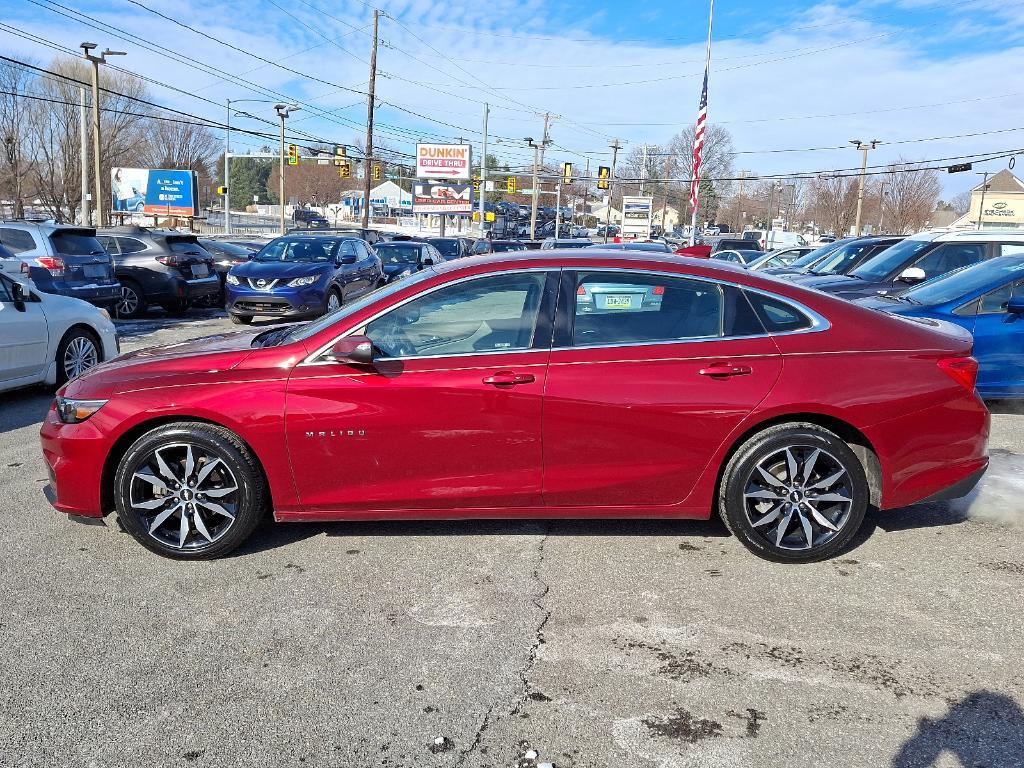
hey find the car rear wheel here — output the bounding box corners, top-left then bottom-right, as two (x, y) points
(718, 423), (869, 563)
(229, 314), (252, 325)
(161, 299), (191, 316)
(325, 288), (342, 314)
(113, 422), (267, 560)
(115, 279), (147, 319)
(56, 327), (101, 385)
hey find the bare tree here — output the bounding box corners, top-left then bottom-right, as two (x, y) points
(881, 160), (942, 234)
(662, 124), (734, 226)
(808, 175), (859, 236)
(949, 189), (972, 216)
(0, 59), (37, 218)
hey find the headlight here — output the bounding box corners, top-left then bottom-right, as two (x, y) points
(55, 397), (108, 424)
(225, 273), (239, 285)
(288, 275), (319, 287)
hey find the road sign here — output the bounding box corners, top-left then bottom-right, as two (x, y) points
(947, 163), (973, 173)
(621, 195), (654, 239)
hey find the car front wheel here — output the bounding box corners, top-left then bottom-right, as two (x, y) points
(325, 288), (342, 314)
(718, 423), (869, 563)
(113, 422), (267, 559)
(56, 327), (101, 385)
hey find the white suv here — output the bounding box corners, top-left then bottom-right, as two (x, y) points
(0, 272), (118, 394)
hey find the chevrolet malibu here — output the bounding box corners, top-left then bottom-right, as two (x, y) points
(40, 252), (990, 562)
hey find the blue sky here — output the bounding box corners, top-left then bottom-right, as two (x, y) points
(4, 0), (1024, 196)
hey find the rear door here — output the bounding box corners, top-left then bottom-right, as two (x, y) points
(0, 276), (48, 384)
(542, 269), (783, 508)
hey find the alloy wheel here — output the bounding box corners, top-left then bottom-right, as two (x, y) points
(326, 292), (341, 313)
(117, 285), (140, 316)
(128, 443), (239, 550)
(63, 336), (99, 379)
(742, 445), (854, 551)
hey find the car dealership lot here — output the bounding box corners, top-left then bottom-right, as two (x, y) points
(2, 313), (1023, 767)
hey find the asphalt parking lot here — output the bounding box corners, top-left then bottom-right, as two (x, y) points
(2, 310), (1023, 768)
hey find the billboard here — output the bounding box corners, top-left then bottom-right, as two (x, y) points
(413, 182), (473, 213)
(111, 168), (199, 216)
(621, 195), (654, 239)
(415, 143), (472, 181)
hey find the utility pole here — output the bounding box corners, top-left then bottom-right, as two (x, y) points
(851, 138), (879, 236)
(362, 9), (379, 229)
(639, 143), (648, 195)
(527, 113), (552, 240)
(81, 43), (125, 227)
(79, 87), (89, 226)
(976, 171), (991, 231)
(275, 103), (300, 235)
(604, 138), (621, 243)
(477, 102), (489, 234)
(877, 180), (888, 233)
(224, 99), (231, 234)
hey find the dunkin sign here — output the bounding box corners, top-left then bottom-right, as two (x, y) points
(416, 143), (472, 181)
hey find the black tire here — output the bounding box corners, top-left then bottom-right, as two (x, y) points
(55, 326), (102, 386)
(718, 423), (869, 563)
(229, 314), (252, 325)
(113, 422), (268, 560)
(115, 279), (147, 319)
(324, 287), (342, 316)
(161, 299), (191, 316)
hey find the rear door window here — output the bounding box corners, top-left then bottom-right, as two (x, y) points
(998, 243), (1024, 257)
(913, 243), (986, 280)
(0, 228), (38, 253)
(116, 237), (147, 254)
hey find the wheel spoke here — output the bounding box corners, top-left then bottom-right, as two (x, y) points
(133, 469), (169, 492)
(784, 449), (798, 483)
(751, 503), (784, 528)
(801, 448), (821, 483)
(808, 469), (845, 490)
(153, 449), (180, 484)
(133, 497), (169, 511)
(184, 446), (195, 483)
(198, 499), (235, 520)
(797, 509), (814, 549)
(201, 485), (237, 499)
(774, 509), (795, 546)
(745, 489), (785, 501)
(756, 466), (787, 489)
(195, 458), (223, 486)
(192, 511), (214, 542)
(812, 492), (853, 504)
(178, 509), (190, 548)
(807, 504), (841, 532)
(149, 502), (181, 533)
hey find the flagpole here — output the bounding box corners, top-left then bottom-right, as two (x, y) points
(689, 0), (714, 245)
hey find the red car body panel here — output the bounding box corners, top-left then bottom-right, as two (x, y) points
(674, 245), (712, 258)
(40, 253), (989, 525)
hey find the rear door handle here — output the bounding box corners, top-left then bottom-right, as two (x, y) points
(698, 363), (753, 378)
(482, 371), (536, 386)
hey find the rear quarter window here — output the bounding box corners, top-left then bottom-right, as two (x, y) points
(744, 291), (814, 333)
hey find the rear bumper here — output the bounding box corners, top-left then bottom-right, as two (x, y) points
(917, 462), (988, 504)
(28, 270), (121, 306)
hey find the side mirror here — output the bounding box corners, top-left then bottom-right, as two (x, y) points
(899, 266), (927, 284)
(338, 253), (357, 265)
(1007, 295), (1024, 316)
(420, 255), (435, 266)
(325, 335), (376, 366)
(11, 281), (26, 311)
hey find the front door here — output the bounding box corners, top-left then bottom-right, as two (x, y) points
(0, 277), (48, 385)
(542, 269), (784, 508)
(971, 276), (1024, 397)
(285, 270), (557, 512)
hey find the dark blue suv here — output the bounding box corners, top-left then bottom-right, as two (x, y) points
(225, 235), (382, 325)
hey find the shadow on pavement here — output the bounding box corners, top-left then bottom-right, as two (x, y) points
(0, 388), (53, 433)
(892, 690), (1024, 768)
(987, 399), (1024, 416)
(233, 516), (731, 558)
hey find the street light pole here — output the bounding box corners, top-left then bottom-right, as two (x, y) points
(604, 138), (621, 244)
(851, 138), (879, 236)
(224, 98), (231, 234)
(81, 43), (125, 227)
(275, 103), (300, 235)
(361, 9), (379, 229)
(877, 180), (888, 233)
(79, 87), (89, 226)
(479, 102), (488, 236)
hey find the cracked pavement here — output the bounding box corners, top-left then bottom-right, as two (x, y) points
(1, 312), (1023, 767)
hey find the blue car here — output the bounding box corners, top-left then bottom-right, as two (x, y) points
(225, 235), (382, 325)
(857, 255), (1024, 399)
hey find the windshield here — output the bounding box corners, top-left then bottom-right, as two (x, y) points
(255, 238), (341, 263)
(50, 231), (105, 255)
(903, 257), (1024, 305)
(201, 240), (251, 257)
(376, 243), (422, 265)
(282, 268), (437, 345)
(429, 239), (460, 259)
(851, 237), (934, 281)
(810, 240), (883, 275)
(788, 239), (852, 269)
(168, 239), (211, 258)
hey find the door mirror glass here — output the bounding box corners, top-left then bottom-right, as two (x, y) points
(1008, 295), (1024, 316)
(325, 335), (376, 366)
(420, 253), (435, 266)
(11, 281), (26, 303)
(899, 266), (927, 284)
(338, 254), (357, 264)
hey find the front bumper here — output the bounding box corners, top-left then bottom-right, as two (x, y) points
(226, 283), (325, 317)
(39, 406), (108, 518)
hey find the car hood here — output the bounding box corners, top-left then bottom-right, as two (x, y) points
(233, 260), (331, 279)
(63, 331), (261, 397)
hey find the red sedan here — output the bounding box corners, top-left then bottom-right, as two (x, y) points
(40, 252), (989, 562)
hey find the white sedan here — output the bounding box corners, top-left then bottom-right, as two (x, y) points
(0, 272), (118, 394)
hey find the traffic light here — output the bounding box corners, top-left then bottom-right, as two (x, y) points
(333, 145), (347, 166)
(597, 165), (611, 190)
(472, 176), (481, 193)
(562, 162), (573, 184)
(287, 144), (299, 165)
(338, 162), (351, 179)
(506, 176), (516, 194)
(216, 185), (228, 195)
(373, 165), (382, 181)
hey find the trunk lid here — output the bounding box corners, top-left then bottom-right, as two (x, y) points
(48, 229), (116, 285)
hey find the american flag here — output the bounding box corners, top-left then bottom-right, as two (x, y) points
(690, 67), (709, 214)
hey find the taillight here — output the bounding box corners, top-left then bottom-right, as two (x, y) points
(155, 255), (183, 267)
(937, 356), (979, 393)
(35, 256), (65, 276)
(576, 285), (587, 296)
(652, 285), (665, 295)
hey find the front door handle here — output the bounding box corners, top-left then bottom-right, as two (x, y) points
(482, 371), (536, 386)
(698, 362), (753, 378)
